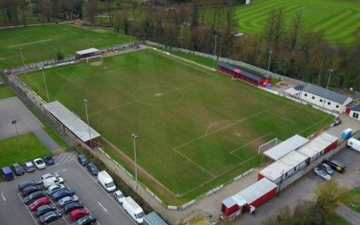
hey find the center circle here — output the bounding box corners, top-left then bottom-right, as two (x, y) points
(133, 86), (184, 105)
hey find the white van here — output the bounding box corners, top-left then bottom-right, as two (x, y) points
(122, 196), (144, 224)
(347, 138), (360, 152)
(97, 171), (116, 192)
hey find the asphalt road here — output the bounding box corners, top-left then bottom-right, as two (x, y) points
(0, 152), (136, 225)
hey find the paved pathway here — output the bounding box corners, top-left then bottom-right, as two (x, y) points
(33, 128), (61, 152)
(335, 204), (360, 225)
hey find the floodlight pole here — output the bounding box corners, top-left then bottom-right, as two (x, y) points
(42, 67), (50, 102)
(322, 69), (333, 109)
(181, 25), (183, 49)
(214, 35), (218, 69)
(132, 133), (138, 192)
(20, 48), (27, 78)
(84, 99), (92, 147)
(267, 50), (272, 78)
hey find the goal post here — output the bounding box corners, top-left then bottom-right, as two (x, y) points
(258, 138), (281, 154)
(86, 55), (103, 63)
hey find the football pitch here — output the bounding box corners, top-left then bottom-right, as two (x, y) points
(0, 24), (135, 70)
(235, 0), (360, 44)
(20, 48), (333, 204)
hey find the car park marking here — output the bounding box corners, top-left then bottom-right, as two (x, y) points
(1, 191), (6, 201)
(17, 193), (38, 225)
(54, 169), (68, 173)
(75, 161), (137, 224)
(98, 202), (108, 213)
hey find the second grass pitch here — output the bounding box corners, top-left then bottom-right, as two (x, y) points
(21, 48), (333, 203)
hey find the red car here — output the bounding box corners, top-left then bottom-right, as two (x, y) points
(29, 197), (51, 211)
(70, 208), (90, 221)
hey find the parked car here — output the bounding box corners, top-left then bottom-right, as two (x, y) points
(113, 190), (125, 204)
(86, 163), (99, 176)
(43, 176), (64, 189)
(70, 208), (90, 221)
(34, 158), (46, 170)
(64, 202), (84, 214)
(324, 159), (346, 173)
(19, 180), (41, 191)
(1, 167), (14, 181)
(77, 155), (89, 166)
(59, 195), (80, 207)
(24, 162), (36, 173)
(29, 197), (51, 211)
(36, 204), (57, 217)
(39, 210), (62, 224)
(22, 185), (43, 197)
(12, 163), (25, 176)
(46, 184), (65, 195)
(314, 167), (331, 180)
(23, 191), (46, 205)
(52, 188), (75, 201)
(43, 156), (55, 166)
(41, 172), (60, 180)
(71, 215), (97, 225)
(319, 163), (334, 175)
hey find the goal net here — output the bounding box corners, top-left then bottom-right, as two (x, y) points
(86, 55), (103, 64)
(258, 138), (281, 154)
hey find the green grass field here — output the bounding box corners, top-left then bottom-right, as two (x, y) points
(20, 48), (333, 204)
(0, 87), (15, 99)
(235, 0), (360, 44)
(0, 132), (51, 168)
(0, 24), (135, 70)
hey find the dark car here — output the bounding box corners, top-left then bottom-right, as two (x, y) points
(22, 185), (42, 197)
(52, 188), (75, 201)
(18, 180), (41, 191)
(324, 159), (346, 173)
(36, 204), (57, 217)
(24, 191), (46, 205)
(43, 156), (55, 166)
(77, 155), (88, 166)
(12, 163), (25, 176)
(86, 163), (99, 176)
(24, 162), (36, 173)
(64, 202), (84, 214)
(71, 215), (97, 225)
(39, 210), (62, 224)
(1, 167), (14, 181)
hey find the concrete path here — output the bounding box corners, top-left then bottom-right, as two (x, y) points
(33, 128), (61, 152)
(335, 204), (360, 225)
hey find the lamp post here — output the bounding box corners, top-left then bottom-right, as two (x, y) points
(42, 67), (50, 102)
(83, 99), (92, 147)
(267, 50), (273, 78)
(132, 133), (138, 192)
(214, 35), (218, 69)
(20, 48), (27, 78)
(322, 69), (333, 109)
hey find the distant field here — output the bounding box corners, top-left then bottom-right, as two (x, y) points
(0, 24), (136, 69)
(0, 87), (15, 100)
(235, 0), (360, 44)
(0, 132), (51, 168)
(20, 48), (333, 204)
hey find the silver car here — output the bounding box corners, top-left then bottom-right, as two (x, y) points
(314, 167), (331, 180)
(58, 195), (80, 207)
(46, 184), (65, 195)
(320, 163), (334, 175)
(41, 172), (60, 180)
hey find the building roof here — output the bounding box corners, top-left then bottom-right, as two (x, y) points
(236, 178), (277, 204)
(284, 87), (301, 96)
(259, 151), (308, 182)
(302, 83), (350, 104)
(75, 48), (100, 56)
(297, 132), (338, 158)
(217, 62), (265, 82)
(264, 135), (309, 160)
(351, 104), (360, 112)
(294, 85), (304, 91)
(144, 212), (169, 225)
(222, 195), (246, 208)
(43, 101), (100, 142)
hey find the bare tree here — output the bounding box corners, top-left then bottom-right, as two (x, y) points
(290, 12), (302, 49)
(83, 0), (99, 27)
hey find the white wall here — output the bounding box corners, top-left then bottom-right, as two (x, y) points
(350, 110), (360, 121)
(299, 91), (351, 113)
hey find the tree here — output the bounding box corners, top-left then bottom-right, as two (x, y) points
(56, 50), (64, 61)
(83, 0), (99, 27)
(264, 7), (285, 48)
(289, 12), (302, 50)
(315, 180), (349, 215)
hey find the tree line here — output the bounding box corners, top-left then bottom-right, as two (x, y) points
(1, 0), (359, 91)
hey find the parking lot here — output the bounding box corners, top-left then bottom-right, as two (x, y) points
(0, 151), (136, 225)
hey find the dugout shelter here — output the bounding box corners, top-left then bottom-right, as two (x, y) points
(76, 48), (101, 59)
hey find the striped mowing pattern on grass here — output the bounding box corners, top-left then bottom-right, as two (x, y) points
(235, 0), (360, 44)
